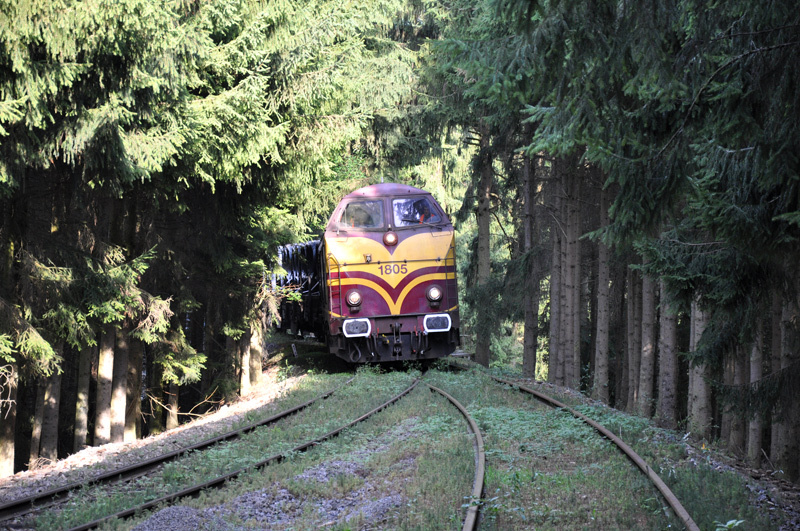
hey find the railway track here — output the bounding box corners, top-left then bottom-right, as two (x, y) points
(486, 372), (700, 531)
(426, 384), (485, 531)
(6, 369), (488, 531)
(0, 377), (355, 528)
(446, 359), (700, 531)
(3, 361), (700, 530)
(64, 378), (420, 531)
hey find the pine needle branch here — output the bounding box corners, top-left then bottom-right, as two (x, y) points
(659, 40), (800, 158)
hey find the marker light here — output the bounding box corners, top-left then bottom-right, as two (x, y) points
(383, 231), (398, 246)
(346, 290), (363, 307)
(426, 285), (443, 302)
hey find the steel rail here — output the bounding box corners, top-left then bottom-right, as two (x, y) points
(67, 378), (420, 531)
(486, 372), (700, 531)
(426, 384), (485, 531)
(0, 377), (355, 524)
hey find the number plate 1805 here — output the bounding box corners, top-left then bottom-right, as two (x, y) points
(377, 264), (408, 275)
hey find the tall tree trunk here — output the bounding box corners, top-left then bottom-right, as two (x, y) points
(110, 327), (129, 443)
(770, 291), (782, 468)
(0, 363), (18, 477)
(125, 339), (143, 442)
(568, 171), (581, 389)
(747, 322), (763, 467)
(727, 347), (747, 456)
(626, 268), (641, 412)
(558, 160), (582, 389)
(39, 343), (63, 462)
(559, 163), (574, 387)
(39, 373), (62, 463)
(687, 299), (711, 440)
(625, 269), (635, 411)
(559, 220), (570, 386)
(249, 322), (263, 388)
(94, 323), (115, 446)
(592, 187), (610, 403)
(28, 379), (45, 466)
(147, 358), (165, 436)
(611, 262), (627, 408)
(474, 125), (493, 367)
(522, 153), (538, 379)
(239, 331), (252, 395)
(720, 354), (734, 444)
(226, 335), (237, 392)
(166, 382), (179, 430)
(0, 204), (16, 476)
(73, 345), (94, 451)
(548, 190), (562, 385)
(637, 271), (657, 417)
(773, 292), (799, 479)
(656, 280), (678, 428)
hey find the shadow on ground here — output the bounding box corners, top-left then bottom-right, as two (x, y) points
(264, 331), (440, 376)
(264, 332), (351, 376)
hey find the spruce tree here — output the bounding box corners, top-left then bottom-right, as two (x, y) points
(0, 0), (436, 475)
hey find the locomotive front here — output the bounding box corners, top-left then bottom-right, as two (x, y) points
(322, 183), (460, 362)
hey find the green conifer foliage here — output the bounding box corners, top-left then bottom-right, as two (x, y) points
(1, 0), (440, 472)
(491, 0), (799, 468)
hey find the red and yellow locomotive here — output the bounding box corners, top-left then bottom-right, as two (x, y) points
(277, 183), (460, 362)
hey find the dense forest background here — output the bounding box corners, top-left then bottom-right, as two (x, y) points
(1, 0), (798, 484)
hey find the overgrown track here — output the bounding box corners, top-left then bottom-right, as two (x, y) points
(482, 369), (701, 531)
(0, 377), (355, 526)
(426, 384), (485, 531)
(67, 378), (419, 531)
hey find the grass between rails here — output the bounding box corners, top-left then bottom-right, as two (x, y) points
(125, 379), (476, 530)
(35, 366), (415, 530)
(33, 348), (787, 530)
(425, 368), (680, 530)
(481, 363), (782, 530)
(570, 404), (777, 530)
(8, 364), (350, 502)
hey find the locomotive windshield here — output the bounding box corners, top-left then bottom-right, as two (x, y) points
(393, 197), (442, 226)
(340, 200), (383, 229)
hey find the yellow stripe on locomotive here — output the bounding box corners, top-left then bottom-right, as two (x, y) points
(325, 232), (456, 316)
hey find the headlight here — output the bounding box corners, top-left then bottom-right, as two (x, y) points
(346, 290), (362, 307)
(343, 318), (371, 337)
(383, 231), (398, 246)
(426, 285), (443, 302)
(424, 313), (451, 333)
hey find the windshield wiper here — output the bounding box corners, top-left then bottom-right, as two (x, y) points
(402, 218), (439, 225)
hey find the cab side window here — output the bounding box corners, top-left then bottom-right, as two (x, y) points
(341, 200), (383, 228)
(393, 198), (441, 226)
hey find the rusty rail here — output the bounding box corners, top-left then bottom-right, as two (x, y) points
(0, 377), (354, 524)
(487, 372), (700, 531)
(67, 378), (419, 531)
(426, 384), (485, 531)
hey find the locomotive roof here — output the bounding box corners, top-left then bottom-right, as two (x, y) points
(327, 182), (450, 231)
(341, 183), (429, 199)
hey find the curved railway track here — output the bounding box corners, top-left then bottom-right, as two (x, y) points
(487, 373), (700, 531)
(4, 362), (695, 530)
(426, 384), (485, 531)
(16, 374), (488, 531)
(62, 378), (419, 531)
(0, 377), (355, 527)
(447, 360), (700, 531)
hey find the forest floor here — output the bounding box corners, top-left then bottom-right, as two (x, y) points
(2, 347), (800, 529)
